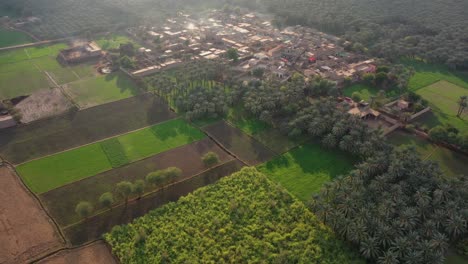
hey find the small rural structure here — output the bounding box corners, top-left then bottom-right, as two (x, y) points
(58, 41), (102, 63)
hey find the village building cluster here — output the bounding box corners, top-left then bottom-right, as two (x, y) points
(125, 10), (377, 84)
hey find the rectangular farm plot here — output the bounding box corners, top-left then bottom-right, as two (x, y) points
(64, 72), (140, 108)
(415, 81), (468, 129)
(17, 144), (112, 194)
(203, 121), (275, 165)
(33, 56), (79, 84)
(257, 142), (357, 201)
(0, 60), (51, 100)
(0, 29), (33, 48)
(40, 138), (233, 227)
(119, 119), (206, 162)
(0, 95), (176, 164)
(17, 119), (203, 193)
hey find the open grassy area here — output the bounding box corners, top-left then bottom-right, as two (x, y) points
(95, 35), (139, 50)
(445, 250), (468, 264)
(0, 62), (51, 99)
(413, 80), (468, 130)
(65, 72), (140, 108)
(343, 83), (400, 102)
(402, 60), (468, 91)
(0, 43), (91, 99)
(257, 142), (357, 201)
(0, 28), (33, 48)
(388, 130), (468, 178)
(16, 118), (202, 193)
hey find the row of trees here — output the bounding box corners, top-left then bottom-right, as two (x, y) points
(74, 152), (220, 220)
(75, 167), (182, 220)
(429, 124), (468, 152)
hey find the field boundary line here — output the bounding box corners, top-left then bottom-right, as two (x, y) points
(13, 115), (180, 167)
(37, 134), (208, 196)
(201, 123), (250, 166)
(0, 162), (68, 250)
(61, 157), (239, 230)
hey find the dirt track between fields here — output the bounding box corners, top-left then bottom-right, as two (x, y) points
(37, 241), (116, 264)
(0, 166), (64, 264)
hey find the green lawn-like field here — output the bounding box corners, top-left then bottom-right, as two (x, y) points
(96, 35), (139, 50)
(17, 144), (112, 194)
(414, 80), (468, 130)
(0, 60), (51, 99)
(16, 118), (204, 193)
(402, 60), (468, 91)
(0, 29), (33, 48)
(257, 142), (357, 201)
(388, 130), (468, 178)
(65, 72), (140, 108)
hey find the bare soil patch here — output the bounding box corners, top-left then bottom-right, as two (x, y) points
(203, 121), (276, 166)
(0, 166), (64, 264)
(15, 88), (74, 123)
(37, 241), (116, 264)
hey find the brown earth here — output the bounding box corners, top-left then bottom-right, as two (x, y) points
(37, 241), (116, 264)
(15, 88), (74, 123)
(0, 166), (64, 264)
(203, 121), (276, 166)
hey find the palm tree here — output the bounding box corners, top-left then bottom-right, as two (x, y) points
(457, 95), (467, 117)
(360, 236), (381, 260)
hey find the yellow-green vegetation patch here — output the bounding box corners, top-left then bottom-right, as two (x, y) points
(258, 142), (357, 201)
(388, 130), (468, 178)
(100, 138), (129, 168)
(104, 167), (363, 263)
(0, 29), (33, 48)
(64, 72), (140, 108)
(17, 144), (112, 194)
(415, 80), (468, 130)
(0, 49), (30, 64)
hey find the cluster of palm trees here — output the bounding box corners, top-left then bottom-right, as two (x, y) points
(311, 147), (468, 264)
(288, 98), (388, 157)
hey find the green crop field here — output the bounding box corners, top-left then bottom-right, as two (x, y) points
(414, 80), (468, 130)
(388, 130), (468, 178)
(0, 43), (92, 99)
(96, 35), (139, 50)
(0, 95), (176, 164)
(402, 60), (468, 91)
(0, 29), (34, 48)
(17, 144), (112, 194)
(0, 60), (51, 100)
(16, 118), (203, 193)
(258, 142), (357, 201)
(65, 72), (140, 108)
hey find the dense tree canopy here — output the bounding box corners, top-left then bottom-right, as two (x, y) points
(311, 147), (468, 263)
(105, 167), (363, 263)
(233, 0), (468, 69)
